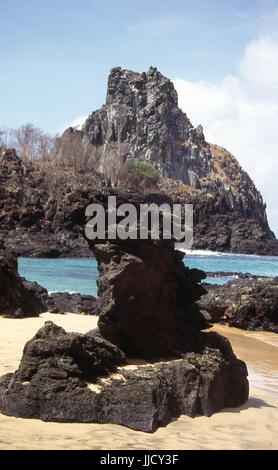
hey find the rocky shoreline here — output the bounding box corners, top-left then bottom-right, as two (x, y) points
(0, 250), (97, 318)
(1, 246), (277, 334)
(0, 66), (277, 435)
(199, 277), (278, 333)
(205, 271), (268, 279)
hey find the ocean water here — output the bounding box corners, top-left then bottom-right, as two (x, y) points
(184, 250), (278, 284)
(18, 250), (278, 296)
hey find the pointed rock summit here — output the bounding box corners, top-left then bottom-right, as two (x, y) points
(56, 65), (277, 255)
(82, 66), (212, 188)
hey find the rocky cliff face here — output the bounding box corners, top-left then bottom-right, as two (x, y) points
(81, 67), (268, 221)
(0, 67), (277, 256)
(0, 147), (92, 257)
(54, 66), (277, 255)
(82, 66), (212, 188)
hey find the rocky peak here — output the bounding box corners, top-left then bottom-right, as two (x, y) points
(2, 68), (277, 257)
(77, 67), (273, 237)
(82, 67), (210, 183)
(105, 66), (178, 108)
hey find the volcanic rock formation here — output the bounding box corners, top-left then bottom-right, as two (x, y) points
(0, 188), (249, 431)
(199, 277), (278, 332)
(0, 147), (93, 257)
(0, 248), (97, 317)
(0, 321), (248, 432)
(51, 66), (278, 255)
(0, 250), (48, 317)
(1, 66), (278, 256)
(71, 187), (210, 357)
(47, 292), (97, 315)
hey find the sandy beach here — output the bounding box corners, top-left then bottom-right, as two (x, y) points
(0, 312), (277, 450)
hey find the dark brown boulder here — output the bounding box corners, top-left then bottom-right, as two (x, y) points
(95, 240), (208, 357)
(199, 277), (278, 332)
(48, 292), (97, 315)
(0, 322), (248, 432)
(71, 187), (209, 358)
(0, 248), (98, 317)
(0, 250), (48, 317)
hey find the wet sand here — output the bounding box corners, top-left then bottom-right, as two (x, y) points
(0, 313), (277, 450)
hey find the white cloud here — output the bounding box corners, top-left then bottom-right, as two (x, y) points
(59, 115), (87, 134)
(239, 35), (278, 93)
(174, 35), (278, 236)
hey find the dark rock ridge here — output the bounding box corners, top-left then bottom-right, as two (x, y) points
(0, 249), (97, 317)
(80, 65), (261, 211)
(199, 277), (278, 332)
(0, 322), (248, 432)
(0, 188), (249, 431)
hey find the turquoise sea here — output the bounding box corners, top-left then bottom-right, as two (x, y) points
(18, 250), (278, 297)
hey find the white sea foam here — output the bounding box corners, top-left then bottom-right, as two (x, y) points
(181, 249), (230, 256)
(48, 291), (79, 295)
(181, 249), (277, 259)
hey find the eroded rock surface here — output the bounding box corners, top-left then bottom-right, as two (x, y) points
(0, 250), (48, 317)
(199, 277), (278, 332)
(0, 249), (97, 317)
(0, 322), (248, 432)
(67, 67), (278, 255)
(48, 292), (97, 315)
(71, 188), (210, 358)
(0, 188), (249, 430)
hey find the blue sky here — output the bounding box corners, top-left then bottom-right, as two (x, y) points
(0, 0), (273, 132)
(1, 0), (278, 235)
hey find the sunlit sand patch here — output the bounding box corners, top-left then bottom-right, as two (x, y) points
(0, 313), (278, 450)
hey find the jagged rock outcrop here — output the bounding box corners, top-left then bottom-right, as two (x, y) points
(0, 322), (248, 432)
(0, 250), (48, 317)
(159, 178), (278, 255)
(199, 277), (278, 332)
(0, 188), (249, 431)
(79, 65), (265, 226)
(81, 66), (212, 188)
(0, 147), (92, 257)
(71, 187), (210, 357)
(0, 248), (97, 317)
(48, 292), (97, 315)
